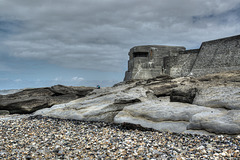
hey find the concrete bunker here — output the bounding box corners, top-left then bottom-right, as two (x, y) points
(124, 45), (186, 81)
(124, 35), (240, 81)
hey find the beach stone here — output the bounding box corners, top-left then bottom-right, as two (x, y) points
(0, 110), (9, 115)
(1, 116), (239, 159)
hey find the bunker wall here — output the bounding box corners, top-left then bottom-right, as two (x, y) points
(170, 50), (199, 77)
(190, 35), (240, 76)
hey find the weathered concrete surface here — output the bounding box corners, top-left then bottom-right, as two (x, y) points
(124, 45), (186, 81)
(0, 85), (94, 114)
(191, 35), (240, 77)
(170, 49), (198, 77)
(34, 71), (240, 135)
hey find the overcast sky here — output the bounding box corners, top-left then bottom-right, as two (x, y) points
(0, 0), (240, 89)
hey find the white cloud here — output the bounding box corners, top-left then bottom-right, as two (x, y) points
(54, 77), (62, 81)
(0, 0), (240, 71)
(72, 77), (84, 81)
(14, 79), (22, 82)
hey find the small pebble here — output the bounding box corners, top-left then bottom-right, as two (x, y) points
(0, 116), (239, 159)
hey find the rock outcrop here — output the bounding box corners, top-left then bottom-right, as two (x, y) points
(114, 101), (216, 133)
(0, 85), (94, 114)
(34, 84), (146, 122)
(34, 71), (240, 135)
(187, 110), (240, 135)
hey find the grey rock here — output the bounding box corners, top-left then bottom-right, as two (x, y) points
(0, 85), (94, 114)
(188, 110), (240, 134)
(170, 87), (197, 104)
(114, 101), (218, 133)
(50, 85), (92, 97)
(182, 130), (216, 136)
(114, 97), (141, 104)
(34, 86), (148, 122)
(143, 75), (178, 97)
(150, 83), (178, 97)
(193, 86), (240, 110)
(0, 114), (31, 120)
(0, 110), (10, 115)
(34, 71), (240, 135)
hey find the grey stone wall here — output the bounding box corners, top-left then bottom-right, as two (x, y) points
(170, 49), (199, 77)
(190, 35), (240, 77)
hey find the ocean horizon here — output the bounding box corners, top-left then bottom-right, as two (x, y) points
(0, 89), (22, 95)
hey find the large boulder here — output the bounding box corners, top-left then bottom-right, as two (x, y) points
(114, 100), (240, 134)
(50, 85), (93, 97)
(114, 101), (220, 133)
(188, 110), (240, 134)
(34, 86), (148, 122)
(193, 86), (240, 110)
(0, 85), (94, 114)
(168, 71), (240, 109)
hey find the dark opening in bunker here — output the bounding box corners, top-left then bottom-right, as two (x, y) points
(133, 52), (148, 58)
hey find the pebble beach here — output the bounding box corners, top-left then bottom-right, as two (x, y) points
(0, 116), (240, 160)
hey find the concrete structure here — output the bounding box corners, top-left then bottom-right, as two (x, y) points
(124, 34), (240, 81)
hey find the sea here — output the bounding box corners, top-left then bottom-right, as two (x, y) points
(0, 89), (22, 95)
